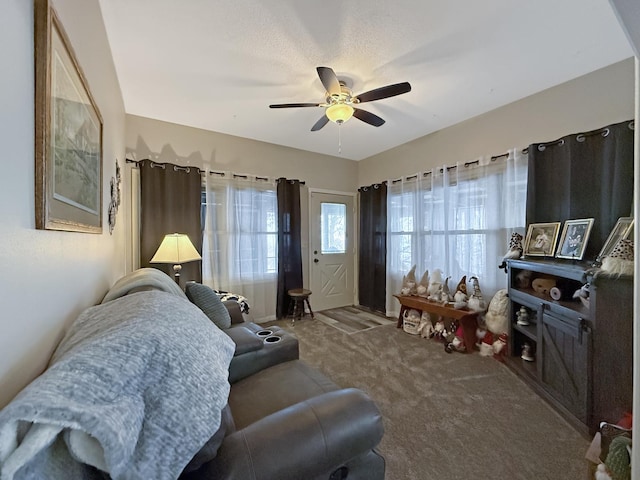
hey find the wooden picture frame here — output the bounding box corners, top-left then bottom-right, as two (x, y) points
(597, 217), (634, 262)
(524, 222), (561, 257)
(35, 0), (103, 233)
(555, 218), (594, 260)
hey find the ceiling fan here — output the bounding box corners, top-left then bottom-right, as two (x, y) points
(269, 67), (411, 131)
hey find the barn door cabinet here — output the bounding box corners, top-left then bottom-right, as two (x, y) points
(506, 259), (632, 435)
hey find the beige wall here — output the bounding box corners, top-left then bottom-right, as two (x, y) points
(125, 115), (359, 290)
(0, 0), (126, 407)
(358, 58), (635, 186)
(125, 115), (358, 192)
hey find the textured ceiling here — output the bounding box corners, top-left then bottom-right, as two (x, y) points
(98, 0), (633, 161)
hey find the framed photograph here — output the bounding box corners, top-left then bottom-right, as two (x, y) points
(597, 217), (634, 262)
(35, 0), (103, 233)
(524, 222), (561, 257)
(556, 218), (594, 260)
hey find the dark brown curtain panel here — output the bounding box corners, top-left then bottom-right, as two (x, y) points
(139, 161), (203, 283)
(276, 178), (303, 319)
(358, 182), (387, 313)
(526, 119), (634, 260)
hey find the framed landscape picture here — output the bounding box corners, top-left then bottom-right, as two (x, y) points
(524, 222), (561, 257)
(35, 0), (103, 233)
(556, 218), (594, 260)
(597, 217), (634, 262)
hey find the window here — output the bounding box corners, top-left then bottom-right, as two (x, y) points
(202, 178), (277, 282)
(386, 151), (527, 313)
(321, 202), (346, 254)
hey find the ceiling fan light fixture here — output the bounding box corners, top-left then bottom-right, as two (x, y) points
(326, 104), (354, 124)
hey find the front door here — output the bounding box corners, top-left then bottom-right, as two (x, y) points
(310, 192), (355, 311)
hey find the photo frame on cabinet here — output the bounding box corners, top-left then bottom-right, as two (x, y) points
(596, 217), (634, 262)
(556, 218), (594, 260)
(34, 0), (103, 233)
(523, 222), (561, 257)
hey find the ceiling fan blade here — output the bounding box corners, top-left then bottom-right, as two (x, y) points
(353, 108), (385, 127)
(311, 115), (329, 131)
(269, 103), (321, 108)
(355, 82), (411, 103)
(316, 67), (341, 96)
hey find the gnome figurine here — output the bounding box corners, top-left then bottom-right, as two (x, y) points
(498, 232), (523, 272)
(416, 270), (429, 297)
(467, 276), (486, 312)
(601, 239), (634, 276)
(427, 269), (444, 301)
(401, 264), (418, 295)
(440, 276), (452, 304)
(453, 275), (468, 309)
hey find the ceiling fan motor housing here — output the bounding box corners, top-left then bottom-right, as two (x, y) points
(326, 83), (357, 106)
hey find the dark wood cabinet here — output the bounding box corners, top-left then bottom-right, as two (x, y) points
(506, 259), (632, 435)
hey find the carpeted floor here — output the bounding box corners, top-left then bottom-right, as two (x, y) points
(265, 315), (590, 480)
(314, 305), (396, 334)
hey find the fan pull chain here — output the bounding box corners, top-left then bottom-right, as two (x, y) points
(338, 123), (342, 155)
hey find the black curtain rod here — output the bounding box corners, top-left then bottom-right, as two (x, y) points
(275, 177), (306, 185)
(375, 152), (518, 189)
(533, 120), (634, 152)
(128, 159), (297, 183)
(358, 181), (387, 192)
(438, 165), (460, 174)
(124, 158), (202, 174)
(576, 128), (609, 142)
(537, 138), (564, 152)
(490, 153), (509, 161)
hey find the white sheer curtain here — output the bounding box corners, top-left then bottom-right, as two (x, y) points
(386, 149), (527, 316)
(202, 173), (278, 321)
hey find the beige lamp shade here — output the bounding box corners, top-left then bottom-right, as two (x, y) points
(150, 233), (201, 264)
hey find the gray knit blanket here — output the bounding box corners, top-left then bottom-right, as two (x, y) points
(0, 290), (235, 480)
(101, 267), (187, 303)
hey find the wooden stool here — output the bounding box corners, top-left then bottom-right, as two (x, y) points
(288, 288), (314, 324)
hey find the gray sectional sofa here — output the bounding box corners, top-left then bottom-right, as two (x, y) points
(0, 268), (385, 480)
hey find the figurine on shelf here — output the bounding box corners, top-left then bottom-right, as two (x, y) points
(515, 269), (533, 289)
(467, 276), (486, 312)
(416, 270), (429, 297)
(498, 232), (523, 272)
(521, 343), (535, 362)
(452, 275), (468, 309)
(427, 269), (444, 301)
(572, 282), (590, 309)
(401, 265), (418, 295)
(600, 239), (634, 276)
(516, 306), (530, 326)
(440, 276), (452, 304)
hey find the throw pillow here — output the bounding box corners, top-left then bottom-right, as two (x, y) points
(185, 282), (232, 330)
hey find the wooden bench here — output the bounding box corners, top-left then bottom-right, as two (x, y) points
(393, 294), (481, 352)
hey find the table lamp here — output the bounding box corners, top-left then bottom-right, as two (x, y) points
(150, 233), (201, 284)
